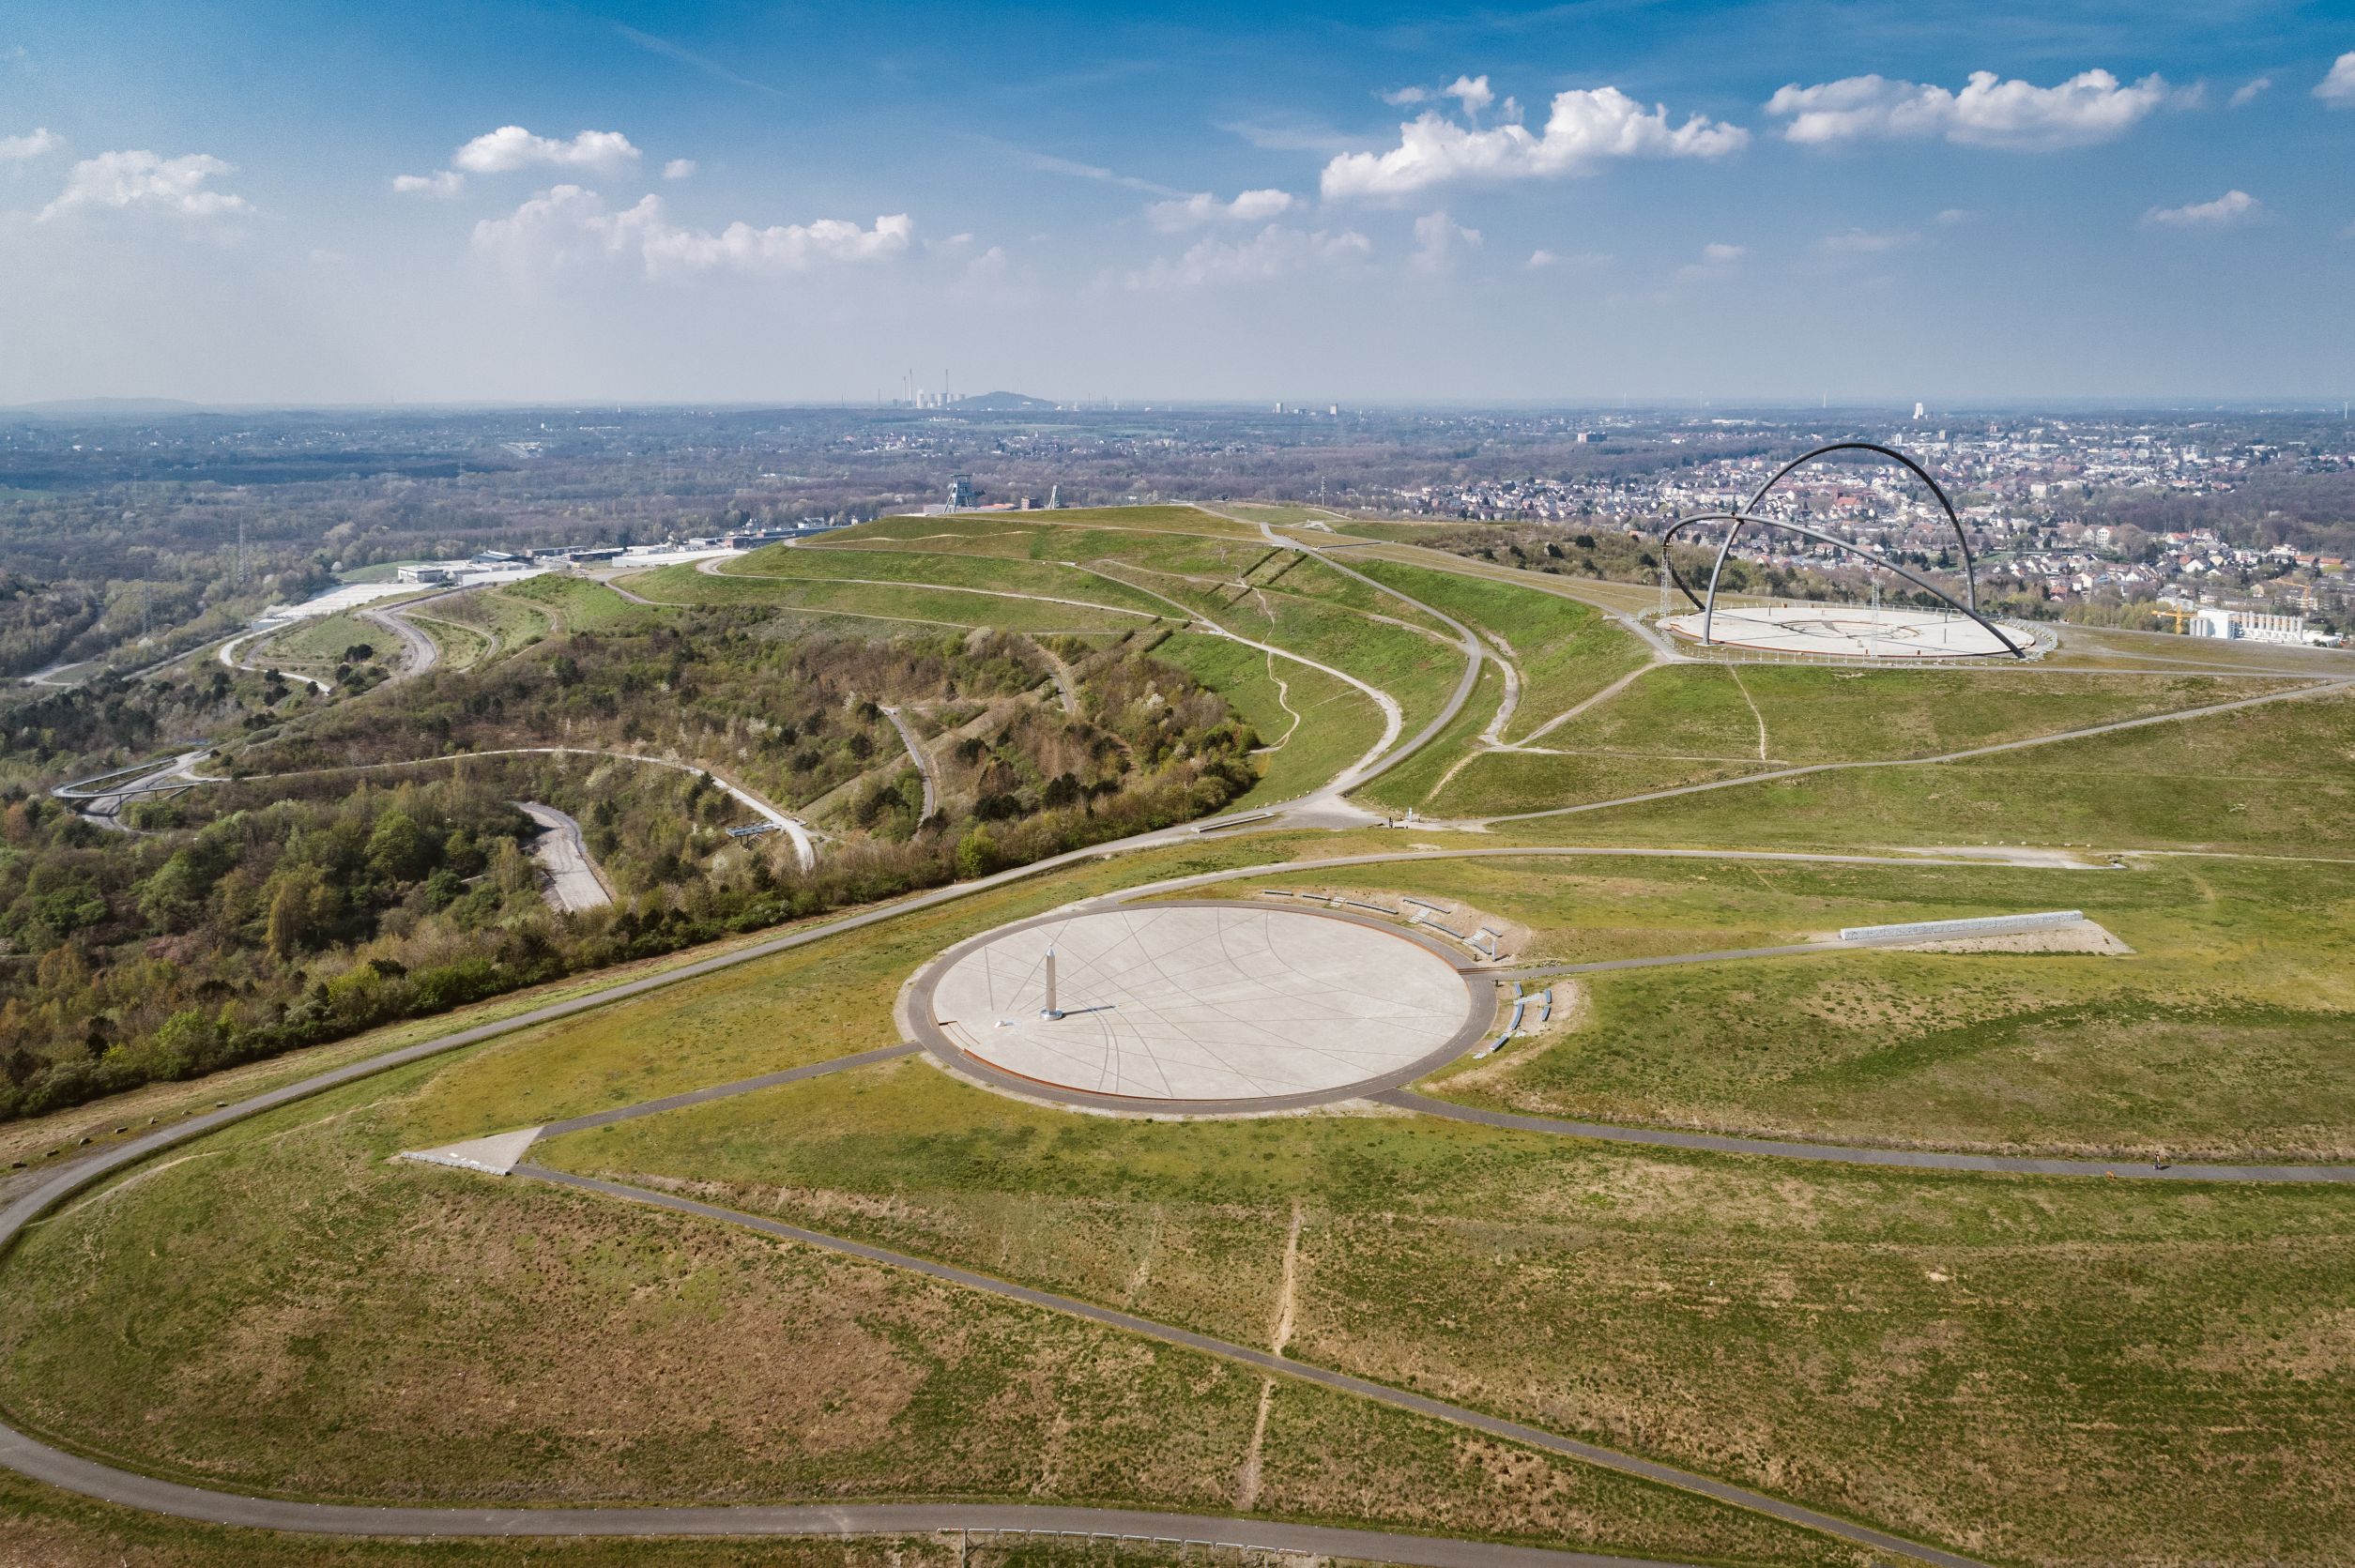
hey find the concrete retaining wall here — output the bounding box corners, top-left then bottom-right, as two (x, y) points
(1839, 909), (2084, 943)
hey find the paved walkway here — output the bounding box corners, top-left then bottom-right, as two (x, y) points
(510, 1166), (1989, 1568)
(515, 800), (613, 911)
(880, 705), (940, 817)
(1377, 1091), (2355, 1183)
(1475, 673), (2353, 826)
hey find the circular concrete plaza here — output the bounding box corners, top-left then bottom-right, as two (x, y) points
(911, 901), (1485, 1110)
(1662, 604), (2020, 659)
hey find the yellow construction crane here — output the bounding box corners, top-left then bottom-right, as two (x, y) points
(2152, 603), (2196, 633)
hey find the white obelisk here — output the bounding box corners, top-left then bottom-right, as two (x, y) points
(1040, 946), (1063, 1020)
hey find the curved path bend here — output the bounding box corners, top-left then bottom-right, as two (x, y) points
(1472, 673), (2355, 826)
(0, 868), (1974, 1567)
(8, 511), (2334, 1564)
(1225, 513), (1485, 799)
(0, 832), (2176, 1565)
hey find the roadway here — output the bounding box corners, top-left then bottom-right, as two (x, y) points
(9, 503), (2344, 1564)
(879, 705), (940, 817)
(514, 800), (613, 911)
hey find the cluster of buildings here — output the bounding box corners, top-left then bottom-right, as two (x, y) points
(389, 519), (849, 587)
(1389, 415), (2354, 642)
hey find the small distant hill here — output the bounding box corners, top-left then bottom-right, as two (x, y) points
(955, 390), (1057, 411)
(9, 397), (208, 419)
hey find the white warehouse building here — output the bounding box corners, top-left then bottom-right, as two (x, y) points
(2191, 607), (2317, 645)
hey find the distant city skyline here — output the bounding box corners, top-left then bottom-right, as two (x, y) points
(2, 1), (2351, 405)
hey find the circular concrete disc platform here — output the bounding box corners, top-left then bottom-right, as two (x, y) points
(1662, 604), (2021, 659)
(910, 901), (1487, 1113)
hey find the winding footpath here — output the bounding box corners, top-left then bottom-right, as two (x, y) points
(879, 705), (940, 817)
(12, 510), (2349, 1565)
(1472, 673), (2355, 827)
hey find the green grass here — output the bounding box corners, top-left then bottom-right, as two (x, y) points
(720, 544), (1174, 620)
(421, 584), (559, 650)
(1347, 557), (1651, 743)
(823, 517), (1279, 579)
(619, 566), (1155, 636)
(1511, 682), (2355, 853)
(1413, 746), (1764, 819)
(1577, 666), (2307, 767)
(253, 611), (386, 674)
(0, 1464), (1004, 1568)
(1245, 555), (1454, 640)
(534, 1050), (2355, 1567)
(1424, 664), (2330, 820)
(500, 573), (658, 632)
(1244, 851), (2355, 1158)
(399, 611), (493, 670)
(862, 505), (1267, 541)
(1217, 503), (1338, 525)
(0, 944), (1847, 1564)
(1097, 565), (1463, 745)
(1151, 631), (1386, 808)
(1350, 657), (1507, 812)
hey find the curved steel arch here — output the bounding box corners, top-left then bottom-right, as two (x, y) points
(1659, 508), (2028, 660)
(1741, 441), (1981, 610)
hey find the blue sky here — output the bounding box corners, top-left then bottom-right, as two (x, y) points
(2, 1), (2350, 405)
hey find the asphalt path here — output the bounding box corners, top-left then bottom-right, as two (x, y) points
(709, 550), (1165, 624)
(1076, 562), (1403, 804)
(359, 601), (440, 678)
(1230, 513), (1485, 799)
(511, 1166), (1988, 1568)
(514, 800), (613, 911)
(0, 833), (2122, 1560)
(8, 516), (2334, 1560)
(532, 1043), (918, 1142)
(880, 705), (940, 817)
(1377, 1091), (2355, 1183)
(1476, 673), (2355, 825)
(0, 1418), (1708, 1567)
(216, 627), (331, 693)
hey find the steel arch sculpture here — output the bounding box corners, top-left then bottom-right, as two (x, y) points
(1661, 441), (2027, 659)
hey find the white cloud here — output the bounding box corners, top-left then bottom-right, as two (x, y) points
(1934, 206), (1977, 224)
(452, 126), (640, 175)
(1526, 248), (1609, 269)
(2318, 53), (2355, 105)
(1445, 74), (1495, 117)
(1765, 69), (2184, 149)
(1673, 241), (1747, 282)
(2142, 189), (2261, 227)
(1145, 188), (1295, 231)
(39, 150), (251, 221)
(1323, 84), (1747, 199)
(2229, 76), (2272, 108)
(663, 158), (697, 180)
(1385, 75), (1500, 117)
(1124, 223), (1371, 289)
(472, 185), (912, 280)
(392, 170), (465, 197)
(1, 127), (62, 162)
(1820, 226), (1918, 253)
(1409, 210), (1482, 274)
